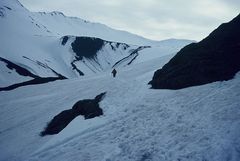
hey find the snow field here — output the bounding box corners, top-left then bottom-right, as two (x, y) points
(0, 53), (239, 161)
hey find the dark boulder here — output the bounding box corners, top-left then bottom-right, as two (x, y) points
(40, 92), (106, 136)
(149, 14), (240, 89)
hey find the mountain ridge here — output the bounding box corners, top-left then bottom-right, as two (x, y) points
(149, 13), (240, 89)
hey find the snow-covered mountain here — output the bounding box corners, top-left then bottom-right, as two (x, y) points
(0, 0), (239, 161)
(0, 0), (149, 45)
(0, 0), (193, 88)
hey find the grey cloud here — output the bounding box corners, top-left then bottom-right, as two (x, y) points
(220, 0), (240, 8)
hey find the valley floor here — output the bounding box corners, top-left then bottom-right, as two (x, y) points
(0, 54), (239, 161)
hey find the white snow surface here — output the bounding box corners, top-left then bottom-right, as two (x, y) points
(0, 52), (239, 161)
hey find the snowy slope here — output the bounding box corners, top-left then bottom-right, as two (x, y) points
(0, 1), (239, 160)
(0, 0), (148, 45)
(0, 52), (239, 161)
(0, 0), (193, 87)
(0, 58), (33, 86)
(0, 0), (193, 45)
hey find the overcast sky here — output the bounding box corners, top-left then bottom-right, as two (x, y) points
(19, 0), (239, 41)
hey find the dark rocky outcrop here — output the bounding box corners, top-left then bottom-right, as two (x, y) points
(71, 92), (105, 119)
(69, 36), (105, 75)
(0, 57), (39, 78)
(0, 57), (67, 91)
(149, 14), (240, 89)
(71, 37), (104, 60)
(40, 109), (76, 136)
(40, 92), (106, 136)
(0, 76), (66, 91)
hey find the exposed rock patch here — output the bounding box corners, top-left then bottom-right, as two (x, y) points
(40, 92), (106, 136)
(149, 14), (240, 89)
(0, 76), (66, 91)
(0, 57), (38, 78)
(71, 37), (104, 60)
(0, 57), (67, 91)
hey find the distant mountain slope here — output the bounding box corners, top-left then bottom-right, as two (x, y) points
(60, 36), (148, 77)
(149, 14), (240, 89)
(0, 0), (161, 45)
(0, 0), (193, 88)
(0, 0), (194, 45)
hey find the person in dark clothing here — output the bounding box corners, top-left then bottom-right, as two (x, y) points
(112, 69), (117, 77)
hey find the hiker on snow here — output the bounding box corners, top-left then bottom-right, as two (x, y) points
(112, 69), (117, 77)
